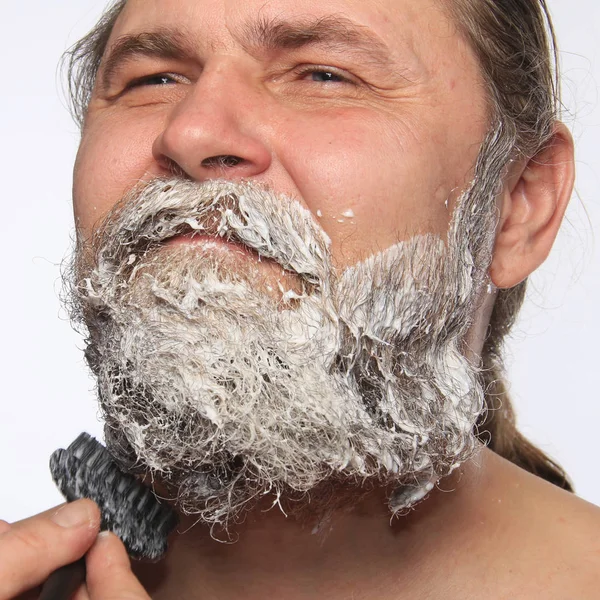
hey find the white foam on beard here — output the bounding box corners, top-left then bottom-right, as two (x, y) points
(73, 178), (485, 533)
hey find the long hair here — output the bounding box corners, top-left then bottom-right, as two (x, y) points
(62, 0), (574, 492)
(445, 0), (573, 491)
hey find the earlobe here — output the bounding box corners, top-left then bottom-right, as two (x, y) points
(489, 122), (575, 289)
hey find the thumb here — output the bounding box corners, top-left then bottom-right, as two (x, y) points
(85, 532), (151, 600)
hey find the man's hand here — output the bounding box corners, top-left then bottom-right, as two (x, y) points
(0, 499), (150, 599)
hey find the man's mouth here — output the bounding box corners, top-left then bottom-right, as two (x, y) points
(162, 231), (308, 301)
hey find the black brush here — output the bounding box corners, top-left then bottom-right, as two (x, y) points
(40, 432), (178, 600)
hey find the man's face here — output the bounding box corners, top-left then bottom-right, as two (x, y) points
(74, 0), (489, 266)
(70, 0), (497, 531)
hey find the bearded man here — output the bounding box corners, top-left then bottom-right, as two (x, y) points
(1, 0), (600, 598)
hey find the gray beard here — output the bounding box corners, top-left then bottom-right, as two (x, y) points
(69, 134), (504, 535)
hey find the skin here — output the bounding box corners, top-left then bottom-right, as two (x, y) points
(3, 0), (599, 598)
(74, 0), (486, 261)
(0, 500), (149, 600)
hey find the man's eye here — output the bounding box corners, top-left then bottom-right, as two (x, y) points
(125, 73), (178, 90)
(294, 66), (354, 85)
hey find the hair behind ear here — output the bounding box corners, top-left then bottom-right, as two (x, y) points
(476, 281), (575, 492)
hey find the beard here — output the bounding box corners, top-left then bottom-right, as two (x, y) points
(67, 133), (504, 537)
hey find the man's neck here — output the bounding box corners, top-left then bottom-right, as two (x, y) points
(133, 445), (501, 599)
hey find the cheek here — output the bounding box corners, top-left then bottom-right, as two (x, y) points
(73, 114), (160, 237)
(277, 109), (453, 266)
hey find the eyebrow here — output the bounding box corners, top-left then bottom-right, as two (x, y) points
(99, 15), (404, 91)
(238, 14), (397, 69)
(99, 29), (195, 91)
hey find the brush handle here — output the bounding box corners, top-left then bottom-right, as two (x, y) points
(39, 557), (86, 600)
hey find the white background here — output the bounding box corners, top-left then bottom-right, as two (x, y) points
(1, 1), (598, 522)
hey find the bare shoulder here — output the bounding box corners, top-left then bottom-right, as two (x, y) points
(541, 484), (600, 597)
(542, 480), (600, 596)
(483, 450), (600, 597)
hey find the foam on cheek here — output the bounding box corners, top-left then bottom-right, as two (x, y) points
(337, 235), (450, 340)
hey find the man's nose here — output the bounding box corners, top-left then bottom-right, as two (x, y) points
(152, 66), (272, 180)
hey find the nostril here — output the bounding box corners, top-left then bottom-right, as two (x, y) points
(201, 155), (244, 169)
(162, 157), (188, 178)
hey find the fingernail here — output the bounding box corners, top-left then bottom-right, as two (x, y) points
(96, 530), (112, 543)
(51, 500), (93, 528)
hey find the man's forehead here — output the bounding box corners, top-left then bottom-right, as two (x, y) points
(108, 0), (436, 62)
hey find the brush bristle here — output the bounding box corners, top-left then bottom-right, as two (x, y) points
(50, 432), (178, 560)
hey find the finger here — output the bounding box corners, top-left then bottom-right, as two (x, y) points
(12, 586), (41, 600)
(86, 532), (151, 600)
(0, 500), (100, 600)
(72, 582), (91, 600)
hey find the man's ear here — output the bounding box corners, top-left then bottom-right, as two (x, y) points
(489, 122), (575, 289)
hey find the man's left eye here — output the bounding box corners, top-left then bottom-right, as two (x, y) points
(126, 73), (179, 89)
(307, 70), (346, 83)
(294, 66), (354, 85)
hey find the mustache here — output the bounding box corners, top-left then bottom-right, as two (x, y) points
(80, 178), (333, 287)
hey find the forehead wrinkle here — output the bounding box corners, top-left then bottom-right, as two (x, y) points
(235, 13), (400, 70)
